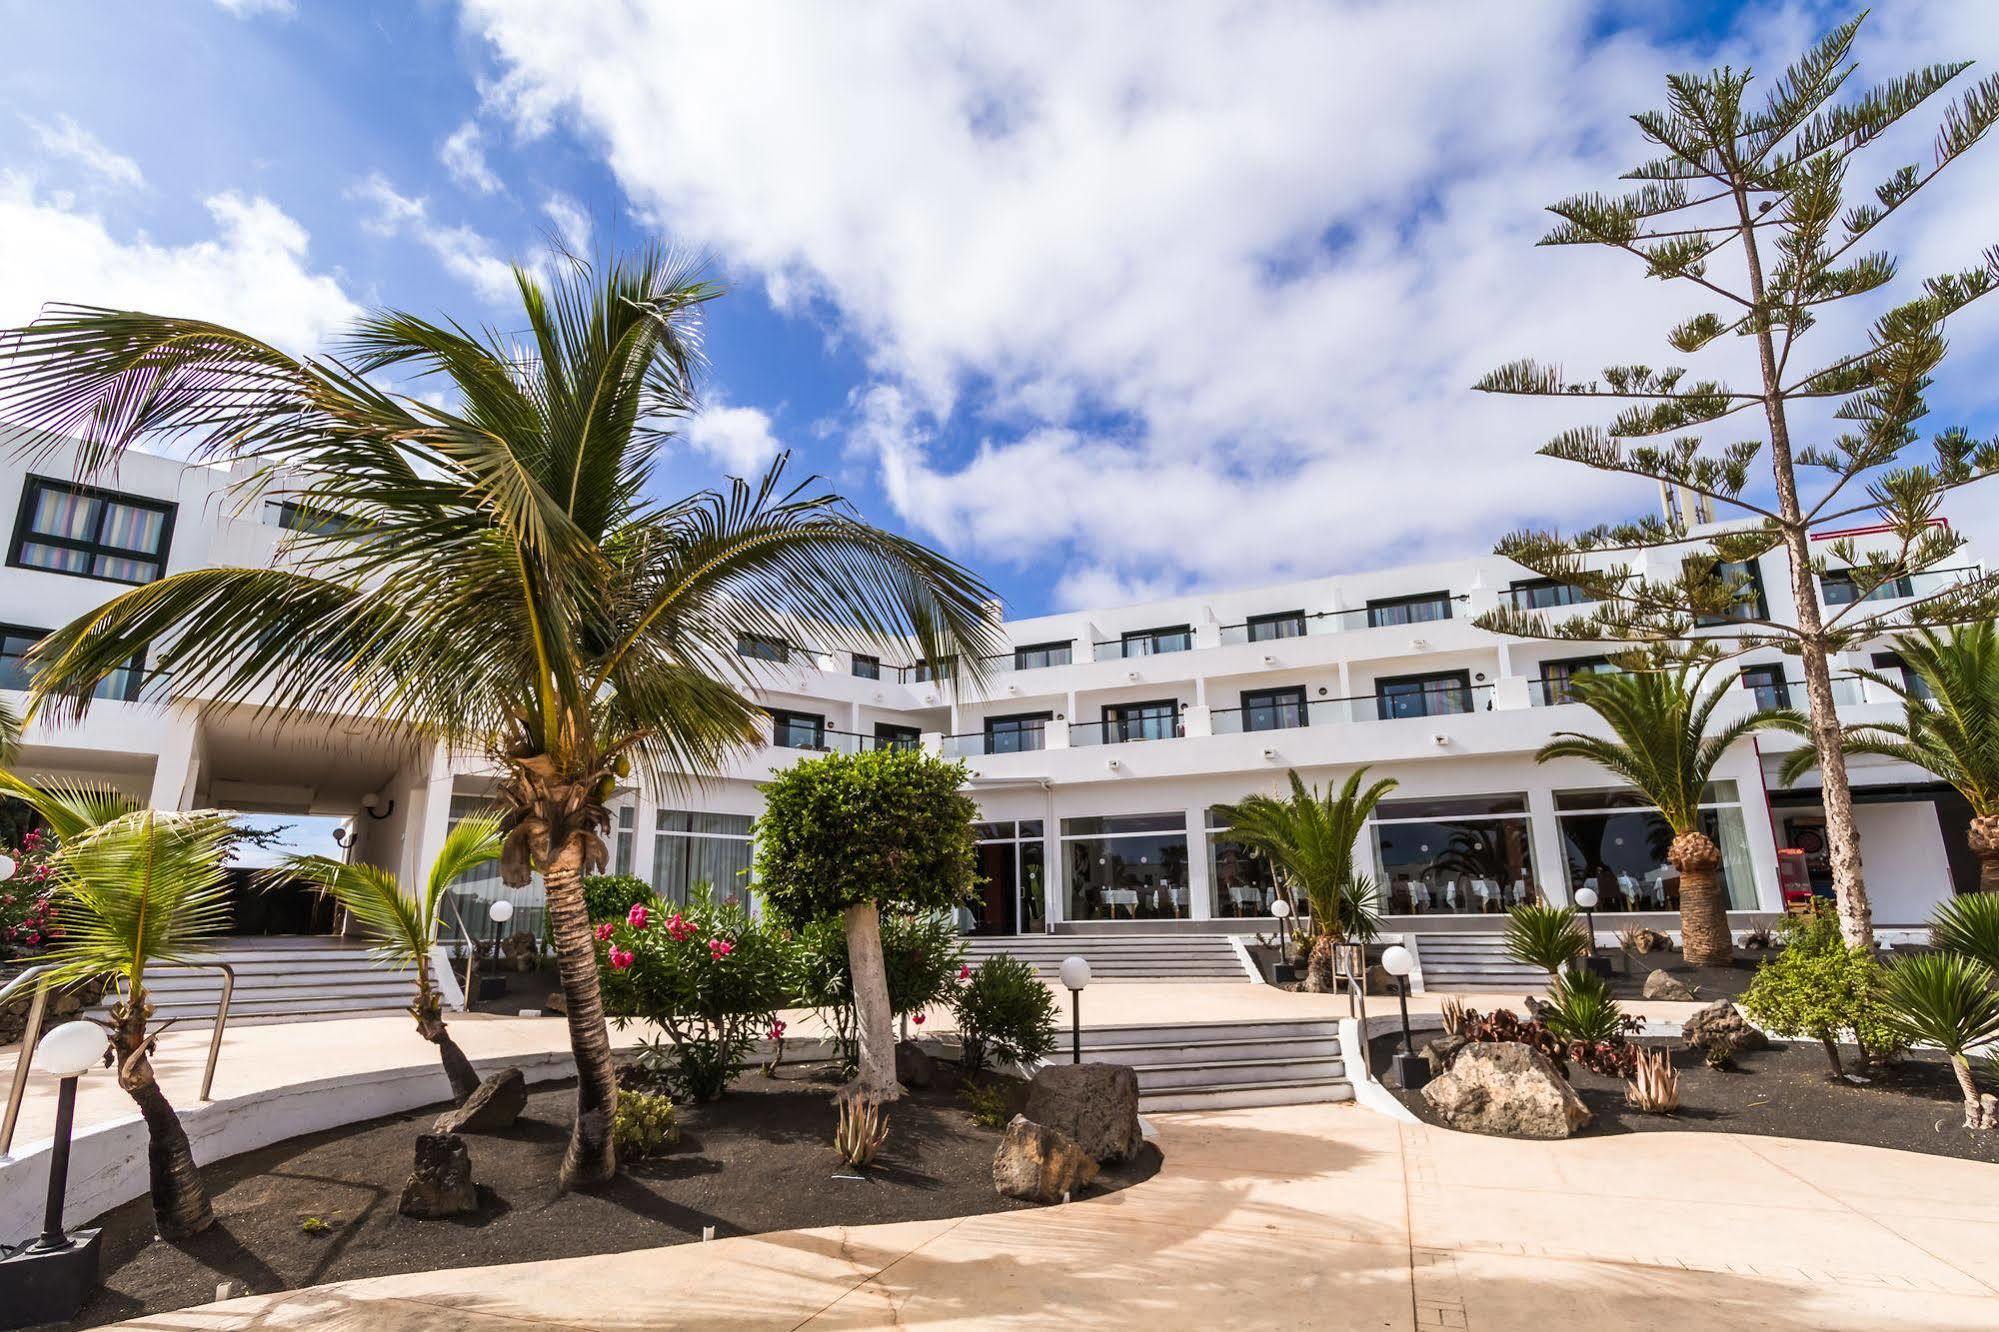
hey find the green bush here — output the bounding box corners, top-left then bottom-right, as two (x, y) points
(613, 1088), (680, 1159)
(1503, 904), (1588, 978)
(596, 886), (790, 1101)
(959, 1079), (1011, 1129)
(953, 955), (1058, 1074)
(583, 874), (655, 922)
(1738, 907), (1898, 1076)
(1540, 966), (1625, 1043)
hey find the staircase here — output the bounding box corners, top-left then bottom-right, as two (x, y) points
(960, 933), (1252, 982)
(1075, 1018), (1352, 1112)
(1408, 932), (1546, 993)
(93, 936), (413, 1025)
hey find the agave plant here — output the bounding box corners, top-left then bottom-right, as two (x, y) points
(1217, 768), (1395, 993)
(1539, 665), (1799, 966)
(1624, 1047), (1680, 1115)
(1880, 951), (1999, 1130)
(272, 814), (503, 1102)
(834, 1094), (891, 1168)
(1930, 892), (1999, 972)
(1503, 903), (1588, 981)
(0, 771), (234, 1238)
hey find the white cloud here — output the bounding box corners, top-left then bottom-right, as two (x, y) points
(212, 0), (295, 16)
(440, 120), (503, 196)
(683, 399), (783, 477)
(0, 173), (360, 353)
(22, 115), (145, 191)
(542, 191), (590, 253)
(468, 3), (1999, 604)
(351, 173), (518, 301)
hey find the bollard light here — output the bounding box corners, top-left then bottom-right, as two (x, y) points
(1269, 898), (1296, 982)
(1059, 956), (1091, 1065)
(1573, 887), (1604, 976)
(0, 853), (15, 882)
(1380, 945), (1428, 1092)
(1, 1020), (109, 1326)
(488, 897), (515, 952)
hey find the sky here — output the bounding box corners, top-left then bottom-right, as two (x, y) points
(3, 0), (1998, 622)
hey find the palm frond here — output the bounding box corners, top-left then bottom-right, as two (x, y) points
(38, 809), (236, 990)
(0, 767), (138, 839)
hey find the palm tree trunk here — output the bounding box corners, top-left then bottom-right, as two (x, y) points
(1303, 934), (1338, 994)
(414, 984), (482, 1103)
(843, 901), (901, 1101)
(543, 835), (619, 1188)
(1668, 829), (1733, 967)
(113, 1005), (212, 1239)
(1968, 816), (1999, 893)
(1949, 1054), (1988, 1129)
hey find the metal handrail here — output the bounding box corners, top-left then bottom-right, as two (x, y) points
(3, 961), (237, 1158)
(1335, 948), (1370, 1079)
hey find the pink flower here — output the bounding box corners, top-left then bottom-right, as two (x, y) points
(768, 1020), (786, 1041)
(958, 964), (972, 981)
(708, 938), (734, 960)
(608, 947), (635, 971)
(626, 903), (650, 931)
(912, 1012), (926, 1026)
(593, 922), (615, 943)
(665, 913), (696, 943)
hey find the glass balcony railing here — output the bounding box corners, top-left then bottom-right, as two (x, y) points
(1217, 597), (1463, 645)
(1211, 683), (1495, 732)
(1070, 715), (1185, 746)
(1093, 631), (1194, 659)
(1748, 677), (1865, 712)
(943, 725), (1046, 758)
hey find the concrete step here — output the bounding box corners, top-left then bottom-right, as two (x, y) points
(1066, 1017), (1352, 1111)
(1140, 1079), (1354, 1113)
(1124, 1056), (1346, 1090)
(142, 994), (413, 1022)
(961, 933), (1251, 982)
(1081, 1019), (1342, 1047)
(1080, 1035), (1344, 1064)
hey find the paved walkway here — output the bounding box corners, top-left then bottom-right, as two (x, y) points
(114, 1101), (1999, 1330)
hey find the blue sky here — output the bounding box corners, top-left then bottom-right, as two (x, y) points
(3, 1), (1998, 620)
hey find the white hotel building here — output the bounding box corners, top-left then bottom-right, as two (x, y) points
(0, 439), (1985, 945)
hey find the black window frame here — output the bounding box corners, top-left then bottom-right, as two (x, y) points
(1104, 698), (1181, 742)
(871, 722), (922, 753)
(1119, 625), (1192, 657)
(1820, 569), (1914, 606)
(850, 653), (881, 680)
(1012, 640), (1073, 671)
(767, 708), (826, 750)
(9, 475), (177, 587)
(1375, 670), (1474, 721)
(1246, 610), (1306, 643)
(0, 622), (144, 703)
(1693, 557), (1769, 626)
(983, 711), (1051, 754)
(1539, 654), (1613, 706)
(1740, 663), (1790, 710)
(1508, 577), (1588, 609)
(1241, 685), (1307, 733)
(1366, 590), (1454, 628)
(736, 633), (791, 663)
(1870, 651), (1933, 701)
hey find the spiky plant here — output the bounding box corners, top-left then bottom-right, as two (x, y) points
(272, 814), (502, 1102)
(834, 1094), (891, 1168)
(1537, 665), (1797, 965)
(1879, 951), (1999, 1130)
(1540, 966), (1627, 1045)
(1474, 12), (1999, 956)
(1217, 768), (1396, 994)
(1503, 903), (1589, 981)
(0, 771), (234, 1238)
(0, 250), (1002, 1187)
(1782, 622), (1999, 892)
(1929, 892), (1999, 972)
(1625, 1047), (1681, 1115)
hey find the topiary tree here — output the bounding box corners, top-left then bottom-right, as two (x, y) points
(755, 748), (979, 1100)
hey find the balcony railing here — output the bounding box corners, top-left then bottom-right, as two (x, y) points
(1070, 715), (1185, 746)
(977, 642), (1074, 673)
(1748, 676), (1865, 711)
(1212, 683), (1494, 730)
(1093, 631), (1194, 659)
(1529, 673), (1619, 706)
(1821, 564), (1980, 607)
(943, 725), (1046, 758)
(1218, 597), (1463, 645)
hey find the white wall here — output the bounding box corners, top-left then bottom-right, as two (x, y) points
(1853, 801), (1955, 926)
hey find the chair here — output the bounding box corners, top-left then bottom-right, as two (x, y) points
(1227, 884), (1261, 916)
(1159, 885), (1187, 917)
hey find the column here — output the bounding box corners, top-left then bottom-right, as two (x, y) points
(1525, 785), (1568, 907)
(1185, 803), (1212, 921)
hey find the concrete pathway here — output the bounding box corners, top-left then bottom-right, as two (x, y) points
(114, 1103), (1999, 1331)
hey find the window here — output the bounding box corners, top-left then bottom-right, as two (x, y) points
(736, 633), (789, 663)
(1871, 651), (1933, 701)
(1375, 670), (1473, 720)
(1538, 655), (1613, 706)
(1062, 813), (1191, 922)
(1821, 569), (1913, 605)
(1740, 663), (1790, 711)
(0, 625), (143, 702)
(911, 657), (956, 683)
(768, 709), (826, 749)
(1509, 578), (1588, 609)
(10, 477), (174, 585)
(1116, 625), (1192, 657)
(1693, 558), (1769, 625)
(1371, 793), (1537, 915)
(1556, 782), (1756, 911)
(1247, 610), (1306, 642)
(1206, 806), (1280, 917)
(983, 712), (1049, 754)
(264, 498), (360, 537)
(1104, 699), (1180, 742)
(613, 803), (635, 876)
(871, 722), (922, 753)
(444, 793), (544, 937)
(1012, 640), (1072, 670)
(653, 809), (754, 906)
(1241, 685), (1306, 732)
(851, 653), (881, 680)
(1366, 590), (1453, 627)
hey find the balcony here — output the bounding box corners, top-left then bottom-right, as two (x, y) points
(977, 641), (1073, 674)
(943, 723), (1046, 758)
(1821, 564), (1981, 607)
(768, 724), (918, 754)
(1747, 676), (1865, 712)
(1212, 682), (1494, 731)
(1070, 714), (1185, 746)
(1217, 596), (1463, 645)
(1093, 628), (1194, 659)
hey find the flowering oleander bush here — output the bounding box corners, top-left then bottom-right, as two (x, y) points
(0, 829), (59, 960)
(597, 885), (789, 1101)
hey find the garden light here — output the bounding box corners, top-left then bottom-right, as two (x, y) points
(1059, 956), (1091, 1065)
(1380, 945), (1428, 1092)
(0, 1021), (110, 1326)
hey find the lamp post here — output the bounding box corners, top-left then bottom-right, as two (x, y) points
(1058, 956), (1091, 1065)
(479, 898), (515, 1002)
(1380, 945), (1428, 1091)
(1573, 887), (1609, 978)
(1269, 898), (1296, 983)
(0, 1020), (109, 1327)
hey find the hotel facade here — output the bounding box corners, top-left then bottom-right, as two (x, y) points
(1, 438), (1986, 943)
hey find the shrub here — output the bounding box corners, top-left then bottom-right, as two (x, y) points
(1540, 967), (1626, 1043)
(792, 910), (969, 1069)
(1504, 904), (1588, 978)
(596, 887), (790, 1101)
(1459, 1005), (1570, 1072)
(959, 1079), (1012, 1129)
(0, 828), (58, 960)
(583, 874), (655, 922)
(613, 1089), (680, 1159)
(1880, 951), (1999, 1129)
(953, 955), (1059, 1074)
(1930, 892), (1999, 972)
(834, 1095), (891, 1168)
(1739, 907), (1898, 1076)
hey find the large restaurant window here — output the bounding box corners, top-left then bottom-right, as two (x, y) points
(968, 820), (1046, 935)
(1062, 813), (1190, 921)
(1371, 794), (1538, 915)
(445, 793), (544, 938)
(1555, 782), (1757, 912)
(653, 809), (754, 906)
(0, 625), (143, 702)
(10, 477), (174, 585)
(1206, 806), (1279, 916)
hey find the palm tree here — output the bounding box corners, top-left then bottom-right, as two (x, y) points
(0, 251), (1002, 1188)
(1781, 622), (1999, 893)
(1538, 666), (1796, 966)
(1218, 768), (1396, 992)
(0, 771), (233, 1238)
(1880, 951), (1999, 1130)
(273, 815), (502, 1102)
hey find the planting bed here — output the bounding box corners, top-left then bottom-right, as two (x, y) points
(1373, 1031), (1999, 1164)
(77, 1058), (1160, 1327)
(1604, 950), (1763, 1001)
